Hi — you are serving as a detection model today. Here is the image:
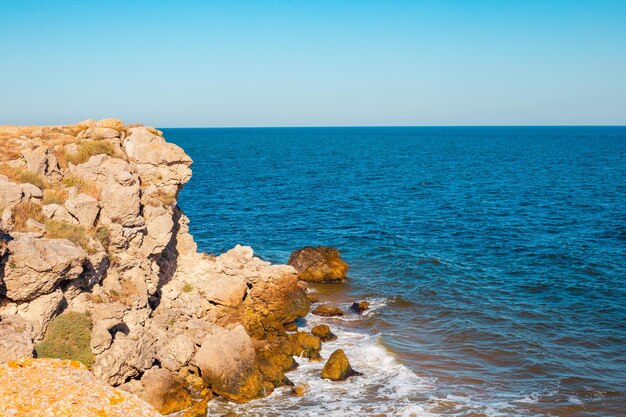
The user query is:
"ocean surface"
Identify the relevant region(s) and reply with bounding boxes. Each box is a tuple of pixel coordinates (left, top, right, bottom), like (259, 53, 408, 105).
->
(163, 127, 626, 417)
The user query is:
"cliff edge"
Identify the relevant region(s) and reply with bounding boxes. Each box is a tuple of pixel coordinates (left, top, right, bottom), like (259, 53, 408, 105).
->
(0, 119, 313, 414)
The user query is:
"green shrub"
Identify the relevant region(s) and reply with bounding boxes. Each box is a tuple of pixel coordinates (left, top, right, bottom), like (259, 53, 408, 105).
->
(66, 140, 116, 165)
(35, 312, 94, 368)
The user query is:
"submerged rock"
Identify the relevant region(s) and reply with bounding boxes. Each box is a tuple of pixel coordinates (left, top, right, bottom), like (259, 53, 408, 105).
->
(321, 349, 361, 381)
(349, 301, 370, 314)
(312, 305, 344, 317)
(288, 246, 348, 283)
(311, 324, 337, 342)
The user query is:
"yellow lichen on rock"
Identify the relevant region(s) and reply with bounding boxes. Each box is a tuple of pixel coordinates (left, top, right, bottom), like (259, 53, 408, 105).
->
(0, 358, 162, 417)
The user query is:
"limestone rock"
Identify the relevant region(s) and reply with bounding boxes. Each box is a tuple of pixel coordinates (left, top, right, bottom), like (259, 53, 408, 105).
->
(3, 234, 87, 301)
(42, 203, 76, 224)
(23, 146, 61, 180)
(288, 246, 348, 283)
(0, 314, 33, 363)
(321, 349, 360, 381)
(124, 126, 192, 194)
(156, 333, 195, 372)
(65, 193, 100, 226)
(17, 289, 65, 340)
(194, 325, 263, 402)
(0, 358, 162, 416)
(138, 368, 192, 414)
(0, 179, 24, 209)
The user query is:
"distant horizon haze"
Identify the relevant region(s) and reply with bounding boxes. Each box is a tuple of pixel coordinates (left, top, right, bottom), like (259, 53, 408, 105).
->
(1, 1, 625, 127)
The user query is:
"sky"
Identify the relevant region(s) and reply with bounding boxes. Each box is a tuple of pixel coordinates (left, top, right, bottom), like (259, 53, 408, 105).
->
(1, 0, 626, 127)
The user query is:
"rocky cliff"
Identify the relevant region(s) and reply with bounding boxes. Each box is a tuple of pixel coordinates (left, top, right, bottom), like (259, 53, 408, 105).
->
(0, 119, 314, 414)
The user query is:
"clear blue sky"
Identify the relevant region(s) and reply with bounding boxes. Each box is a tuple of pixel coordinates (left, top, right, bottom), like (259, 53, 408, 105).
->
(1, 0, 625, 127)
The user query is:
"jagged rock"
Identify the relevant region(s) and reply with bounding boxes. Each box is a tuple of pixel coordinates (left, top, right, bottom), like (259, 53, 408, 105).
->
(156, 333, 195, 372)
(124, 126, 192, 194)
(138, 368, 192, 414)
(349, 301, 370, 314)
(194, 325, 263, 402)
(23, 146, 61, 180)
(42, 203, 76, 224)
(312, 305, 344, 317)
(17, 289, 65, 340)
(311, 324, 337, 342)
(288, 246, 348, 283)
(25, 218, 46, 232)
(3, 234, 87, 301)
(321, 349, 360, 381)
(20, 183, 43, 201)
(0, 314, 33, 363)
(65, 193, 100, 227)
(92, 325, 157, 386)
(0, 358, 161, 416)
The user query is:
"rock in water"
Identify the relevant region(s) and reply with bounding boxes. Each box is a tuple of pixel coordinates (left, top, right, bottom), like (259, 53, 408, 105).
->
(288, 246, 348, 283)
(311, 324, 337, 342)
(321, 349, 361, 381)
(0, 358, 161, 416)
(312, 305, 344, 317)
(349, 301, 370, 314)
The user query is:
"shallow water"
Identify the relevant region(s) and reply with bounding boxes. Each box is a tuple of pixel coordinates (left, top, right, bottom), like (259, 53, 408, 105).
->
(165, 127, 626, 416)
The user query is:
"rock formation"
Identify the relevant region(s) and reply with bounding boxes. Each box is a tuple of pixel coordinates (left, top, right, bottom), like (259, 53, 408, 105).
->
(0, 120, 311, 413)
(321, 349, 361, 381)
(288, 246, 348, 283)
(0, 358, 162, 416)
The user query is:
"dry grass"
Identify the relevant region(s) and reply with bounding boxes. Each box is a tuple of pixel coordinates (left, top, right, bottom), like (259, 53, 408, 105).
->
(66, 140, 117, 165)
(143, 189, 177, 207)
(42, 187, 69, 205)
(12, 201, 45, 231)
(0, 166, 47, 189)
(0, 140, 20, 162)
(63, 176, 100, 200)
(34, 312, 94, 369)
(44, 220, 93, 252)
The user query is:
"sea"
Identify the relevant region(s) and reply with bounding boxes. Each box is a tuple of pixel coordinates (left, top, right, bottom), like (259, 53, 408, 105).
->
(163, 126, 626, 417)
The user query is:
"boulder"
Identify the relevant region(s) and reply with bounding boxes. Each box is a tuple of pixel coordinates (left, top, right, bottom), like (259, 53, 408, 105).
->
(0, 179, 24, 209)
(124, 127, 192, 194)
(288, 246, 348, 283)
(0, 314, 33, 363)
(349, 301, 370, 314)
(0, 358, 161, 417)
(194, 325, 263, 402)
(23, 146, 61, 179)
(312, 305, 344, 317)
(306, 293, 320, 304)
(290, 331, 322, 361)
(321, 349, 360, 381)
(65, 193, 100, 227)
(138, 368, 192, 414)
(3, 234, 87, 301)
(311, 324, 337, 342)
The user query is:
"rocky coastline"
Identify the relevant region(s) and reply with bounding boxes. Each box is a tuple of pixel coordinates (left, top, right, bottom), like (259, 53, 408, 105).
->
(0, 120, 357, 416)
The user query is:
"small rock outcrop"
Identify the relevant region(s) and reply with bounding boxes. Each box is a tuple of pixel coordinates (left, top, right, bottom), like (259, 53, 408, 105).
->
(0, 315, 33, 363)
(312, 305, 344, 317)
(311, 324, 337, 342)
(0, 358, 161, 416)
(288, 246, 348, 283)
(321, 349, 360, 381)
(349, 301, 370, 314)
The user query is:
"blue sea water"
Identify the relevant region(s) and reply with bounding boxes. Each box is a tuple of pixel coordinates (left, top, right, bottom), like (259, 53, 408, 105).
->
(164, 127, 626, 417)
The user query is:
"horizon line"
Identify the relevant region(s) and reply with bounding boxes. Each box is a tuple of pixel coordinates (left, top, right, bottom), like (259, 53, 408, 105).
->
(158, 124, 626, 129)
